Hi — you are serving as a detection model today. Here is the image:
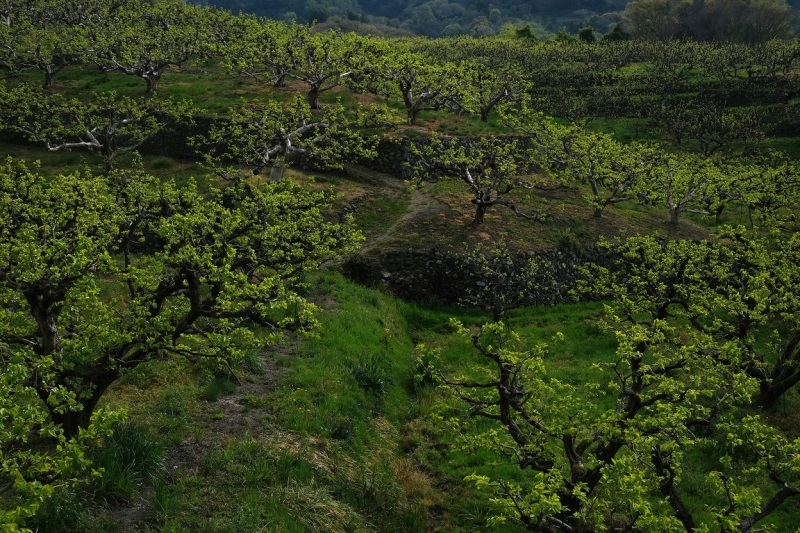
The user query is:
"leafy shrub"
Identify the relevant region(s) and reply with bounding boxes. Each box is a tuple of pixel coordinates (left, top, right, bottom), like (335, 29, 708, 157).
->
(26, 489, 86, 533)
(556, 227, 582, 250)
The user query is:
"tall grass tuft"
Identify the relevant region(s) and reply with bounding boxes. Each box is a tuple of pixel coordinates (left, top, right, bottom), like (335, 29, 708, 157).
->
(152, 477, 181, 522)
(349, 352, 395, 410)
(88, 423, 165, 502)
(200, 374, 238, 402)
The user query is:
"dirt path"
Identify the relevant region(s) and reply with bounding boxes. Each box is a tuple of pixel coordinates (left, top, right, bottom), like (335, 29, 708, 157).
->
(109, 165, 439, 530)
(108, 342, 292, 530)
(343, 164, 448, 255)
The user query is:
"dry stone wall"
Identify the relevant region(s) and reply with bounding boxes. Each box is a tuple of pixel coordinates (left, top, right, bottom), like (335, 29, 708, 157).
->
(343, 246, 608, 307)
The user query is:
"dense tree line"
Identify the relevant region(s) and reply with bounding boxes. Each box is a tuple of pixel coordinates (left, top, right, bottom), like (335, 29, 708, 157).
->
(625, 0, 798, 43)
(188, 0, 628, 35)
(189, 0, 798, 40)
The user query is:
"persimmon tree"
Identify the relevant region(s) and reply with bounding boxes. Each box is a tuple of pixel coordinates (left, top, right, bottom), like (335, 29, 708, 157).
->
(0, 159, 126, 531)
(650, 98, 764, 156)
(457, 239, 559, 321)
(501, 100, 647, 218)
(409, 137, 545, 225)
(0, 0, 97, 87)
(586, 227, 800, 409)
(0, 156, 360, 442)
(422, 313, 800, 531)
(375, 50, 464, 125)
(0, 83, 192, 172)
(1, 366, 120, 530)
(635, 149, 723, 225)
(531, 124, 648, 218)
(289, 29, 364, 109)
(221, 20, 376, 109)
(220, 17, 304, 88)
(737, 157, 800, 230)
(193, 95, 394, 182)
(456, 61, 529, 122)
(89, 0, 216, 94)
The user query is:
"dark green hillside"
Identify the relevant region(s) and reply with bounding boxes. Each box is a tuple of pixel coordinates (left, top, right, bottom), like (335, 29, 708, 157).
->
(188, 0, 628, 35)
(190, 0, 799, 39)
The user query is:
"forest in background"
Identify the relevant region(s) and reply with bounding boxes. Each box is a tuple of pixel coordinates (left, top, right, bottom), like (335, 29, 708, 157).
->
(187, 0, 800, 38)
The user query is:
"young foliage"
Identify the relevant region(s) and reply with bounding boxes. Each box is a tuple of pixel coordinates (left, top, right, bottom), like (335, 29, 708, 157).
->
(425, 315, 800, 531)
(220, 17, 305, 88)
(0, 158, 126, 530)
(458, 239, 559, 320)
(584, 227, 800, 409)
(649, 98, 764, 156)
(0, 0, 98, 87)
(0, 157, 361, 440)
(735, 156, 800, 231)
(452, 61, 529, 122)
(288, 29, 365, 109)
(502, 99, 651, 218)
(89, 0, 217, 94)
(374, 49, 465, 125)
(0, 366, 122, 531)
(635, 149, 724, 225)
(409, 136, 544, 225)
(0, 84, 192, 172)
(193, 95, 395, 182)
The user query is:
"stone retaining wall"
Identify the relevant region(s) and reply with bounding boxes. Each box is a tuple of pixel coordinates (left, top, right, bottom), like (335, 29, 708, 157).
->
(342, 246, 607, 307)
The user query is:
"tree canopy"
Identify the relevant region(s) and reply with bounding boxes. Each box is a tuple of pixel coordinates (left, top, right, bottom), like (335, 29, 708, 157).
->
(0, 157, 360, 436)
(0, 157, 360, 527)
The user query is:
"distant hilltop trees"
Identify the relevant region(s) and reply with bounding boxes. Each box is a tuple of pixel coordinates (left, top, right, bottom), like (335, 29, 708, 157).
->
(625, 0, 799, 43)
(188, 0, 799, 42)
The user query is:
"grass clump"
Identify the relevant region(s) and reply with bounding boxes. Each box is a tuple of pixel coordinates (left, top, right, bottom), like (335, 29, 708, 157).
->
(88, 423, 165, 502)
(200, 374, 238, 402)
(349, 352, 396, 412)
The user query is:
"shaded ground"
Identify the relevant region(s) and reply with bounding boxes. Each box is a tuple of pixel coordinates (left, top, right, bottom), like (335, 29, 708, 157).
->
(337, 162, 717, 258)
(341, 164, 453, 255)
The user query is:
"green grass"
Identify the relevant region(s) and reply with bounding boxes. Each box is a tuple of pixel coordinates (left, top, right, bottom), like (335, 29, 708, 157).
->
(268, 272, 619, 531)
(145, 271, 436, 531)
(762, 136, 800, 159)
(200, 375, 238, 402)
(27, 489, 88, 533)
(88, 423, 165, 502)
(109, 360, 204, 447)
(273, 271, 418, 441)
(354, 195, 410, 235)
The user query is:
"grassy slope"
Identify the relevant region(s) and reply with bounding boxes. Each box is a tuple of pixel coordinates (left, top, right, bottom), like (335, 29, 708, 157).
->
(6, 55, 800, 531)
(8, 141, 799, 530)
(60, 267, 797, 532)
